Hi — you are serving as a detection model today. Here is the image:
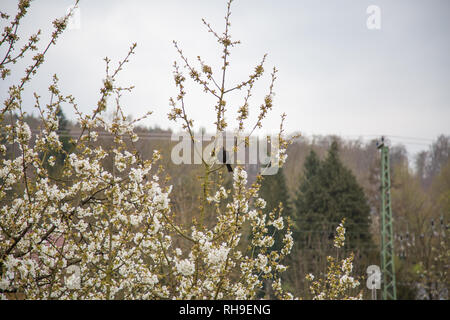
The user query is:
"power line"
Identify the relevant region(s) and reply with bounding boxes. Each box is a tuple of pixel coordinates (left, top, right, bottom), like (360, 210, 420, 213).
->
(341, 134, 434, 147)
(341, 134, 435, 142)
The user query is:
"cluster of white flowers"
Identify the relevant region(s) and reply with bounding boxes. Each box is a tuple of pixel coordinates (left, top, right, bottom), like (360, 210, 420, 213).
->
(129, 167, 146, 183)
(207, 186, 228, 203)
(255, 254, 268, 270)
(68, 153, 94, 174)
(334, 220, 346, 248)
(233, 166, 247, 188)
(282, 231, 294, 256)
(341, 256, 353, 273)
(48, 155, 56, 167)
(278, 148, 288, 166)
(46, 131, 62, 148)
(206, 243, 230, 266)
(16, 121, 32, 143)
(339, 274, 359, 289)
(306, 219, 362, 300)
(271, 216, 284, 230)
(176, 259, 196, 276)
(254, 198, 266, 209)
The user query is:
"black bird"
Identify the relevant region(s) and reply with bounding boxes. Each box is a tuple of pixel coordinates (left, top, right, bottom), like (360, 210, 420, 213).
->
(217, 147, 233, 172)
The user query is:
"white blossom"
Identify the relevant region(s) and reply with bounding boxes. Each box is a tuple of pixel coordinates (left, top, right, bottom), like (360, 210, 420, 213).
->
(271, 216, 284, 230)
(206, 244, 230, 265)
(176, 259, 195, 276)
(16, 121, 31, 142)
(254, 198, 266, 209)
(48, 156, 56, 167)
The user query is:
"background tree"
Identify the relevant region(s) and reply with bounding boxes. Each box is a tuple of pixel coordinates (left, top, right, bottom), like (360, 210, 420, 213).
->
(291, 141, 376, 298)
(296, 141, 374, 250)
(391, 159, 449, 299)
(416, 135, 450, 188)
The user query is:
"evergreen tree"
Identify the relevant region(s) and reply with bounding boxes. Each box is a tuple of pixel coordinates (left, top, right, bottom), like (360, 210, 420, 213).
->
(290, 141, 375, 298)
(294, 141, 375, 260)
(294, 149, 324, 248)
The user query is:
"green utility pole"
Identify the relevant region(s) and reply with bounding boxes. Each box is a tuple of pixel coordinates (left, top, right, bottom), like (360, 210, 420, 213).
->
(377, 138, 397, 300)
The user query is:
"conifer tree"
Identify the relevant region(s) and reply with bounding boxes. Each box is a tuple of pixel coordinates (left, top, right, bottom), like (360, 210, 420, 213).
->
(294, 149, 325, 248)
(293, 141, 375, 292)
(295, 142, 373, 249)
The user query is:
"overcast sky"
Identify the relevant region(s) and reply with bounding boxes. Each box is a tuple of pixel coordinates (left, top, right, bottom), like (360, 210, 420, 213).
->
(1, 0, 449, 157)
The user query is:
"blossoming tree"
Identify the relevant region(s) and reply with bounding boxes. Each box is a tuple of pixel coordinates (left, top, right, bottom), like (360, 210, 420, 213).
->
(306, 219, 363, 300)
(0, 0, 296, 299)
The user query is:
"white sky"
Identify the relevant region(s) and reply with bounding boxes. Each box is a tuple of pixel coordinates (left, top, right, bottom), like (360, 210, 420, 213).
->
(1, 0, 449, 158)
